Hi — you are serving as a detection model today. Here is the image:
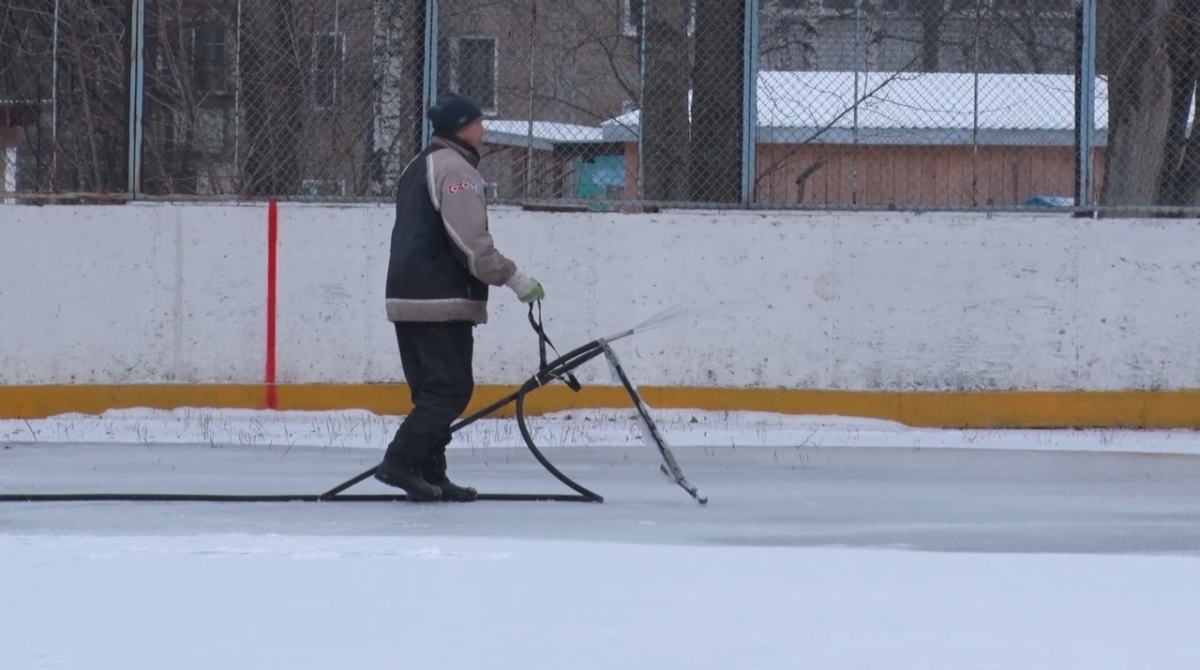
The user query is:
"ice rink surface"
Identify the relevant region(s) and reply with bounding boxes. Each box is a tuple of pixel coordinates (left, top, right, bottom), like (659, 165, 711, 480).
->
(4, 442, 1200, 553)
(4, 441, 1200, 669)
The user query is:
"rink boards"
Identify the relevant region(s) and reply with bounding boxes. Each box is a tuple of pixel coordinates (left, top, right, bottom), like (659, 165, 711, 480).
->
(3, 203, 1199, 428)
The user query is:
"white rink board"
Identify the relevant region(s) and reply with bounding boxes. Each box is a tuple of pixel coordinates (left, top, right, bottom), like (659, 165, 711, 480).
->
(0, 204, 265, 385)
(4, 202, 1200, 391)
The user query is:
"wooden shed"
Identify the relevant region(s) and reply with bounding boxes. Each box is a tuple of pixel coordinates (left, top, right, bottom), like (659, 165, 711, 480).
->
(603, 71, 1108, 207)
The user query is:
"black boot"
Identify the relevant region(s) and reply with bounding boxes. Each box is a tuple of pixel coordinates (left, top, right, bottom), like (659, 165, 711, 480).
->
(419, 448, 477, 502)
(375, 459, 443, 502)
(427, 475, 478, 503)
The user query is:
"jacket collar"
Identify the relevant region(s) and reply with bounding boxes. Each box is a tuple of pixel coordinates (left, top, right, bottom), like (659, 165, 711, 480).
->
(431, 134, 481, 168)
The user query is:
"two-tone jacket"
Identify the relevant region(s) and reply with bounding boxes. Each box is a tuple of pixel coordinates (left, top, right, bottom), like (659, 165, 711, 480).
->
(385, 135, 518, 324)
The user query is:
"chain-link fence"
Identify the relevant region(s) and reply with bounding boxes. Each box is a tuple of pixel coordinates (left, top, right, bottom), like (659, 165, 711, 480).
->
(437, 0, 636, 203)
(754, 0, 1082, 208)
(5, 0, 1189, 215)
(138, 0, 426, 199)
(1, 0, 132, 200)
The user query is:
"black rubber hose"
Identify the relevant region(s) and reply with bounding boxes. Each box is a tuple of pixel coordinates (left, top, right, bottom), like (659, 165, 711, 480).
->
(0, 493, 596, 503)
(515, 376, 605, 503)
(537, 339, 603, 378)
(0, 341, 612, 505)
(317, 388, 528, 499)
(319, 340, 610, 501)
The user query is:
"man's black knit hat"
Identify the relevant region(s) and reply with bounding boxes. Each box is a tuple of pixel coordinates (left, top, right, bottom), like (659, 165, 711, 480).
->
(428, 93, 484, 134)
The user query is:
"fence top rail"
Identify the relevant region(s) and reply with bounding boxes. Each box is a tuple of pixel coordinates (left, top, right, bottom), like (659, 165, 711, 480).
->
(6, 192, 1200, 220)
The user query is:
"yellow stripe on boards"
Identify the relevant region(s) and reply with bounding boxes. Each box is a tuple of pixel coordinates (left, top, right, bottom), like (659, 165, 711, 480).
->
(3, 384, 1200, 429)
(0, 385, 269, 420)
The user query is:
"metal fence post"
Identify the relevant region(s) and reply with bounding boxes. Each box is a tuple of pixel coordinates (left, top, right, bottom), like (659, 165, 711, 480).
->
(741, 0, 759, 205)
(524, 0, 538, 199)
(126, 0, 146, 197)
(51, 0, 61, 188)
(636, 0, 647, 203)
(1076, 0, 1098, 212)
(421, 0, 439, 149)
(972, 0, 981, 208)
(852, 0, 861, 206)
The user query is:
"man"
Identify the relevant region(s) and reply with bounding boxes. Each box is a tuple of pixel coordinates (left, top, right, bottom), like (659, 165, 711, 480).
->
(376, 92, 545, 502)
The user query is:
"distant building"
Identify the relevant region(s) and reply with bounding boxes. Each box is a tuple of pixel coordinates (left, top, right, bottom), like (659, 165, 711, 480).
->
(603, 71, 1106, 207)
(0, 0, 1079, 203)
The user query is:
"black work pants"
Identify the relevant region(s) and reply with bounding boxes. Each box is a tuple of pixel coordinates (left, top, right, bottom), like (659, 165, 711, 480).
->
(384, 321, 475, 480)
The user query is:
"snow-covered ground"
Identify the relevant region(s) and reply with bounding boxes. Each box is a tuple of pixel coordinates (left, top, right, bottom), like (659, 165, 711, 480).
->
(5, 534, 1199, 670)
(4, 409, 1200, 668)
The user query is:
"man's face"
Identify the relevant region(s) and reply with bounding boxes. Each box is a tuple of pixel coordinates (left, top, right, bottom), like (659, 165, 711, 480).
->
(457, 119, 486, 150)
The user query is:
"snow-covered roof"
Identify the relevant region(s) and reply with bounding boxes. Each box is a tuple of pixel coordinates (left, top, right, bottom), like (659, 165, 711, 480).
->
(603, 71, 1110, 147)
(483, 120, 607, 150)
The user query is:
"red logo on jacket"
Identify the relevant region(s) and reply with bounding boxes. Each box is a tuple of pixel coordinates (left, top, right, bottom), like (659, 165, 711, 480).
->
(447, 180, 479, 195)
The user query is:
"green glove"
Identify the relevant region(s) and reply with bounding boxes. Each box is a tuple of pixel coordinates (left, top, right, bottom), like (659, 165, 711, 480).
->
(506, 270, 545, 303)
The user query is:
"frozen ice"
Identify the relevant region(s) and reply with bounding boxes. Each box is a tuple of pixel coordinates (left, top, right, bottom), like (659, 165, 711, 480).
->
(4, 411, 1200, 668)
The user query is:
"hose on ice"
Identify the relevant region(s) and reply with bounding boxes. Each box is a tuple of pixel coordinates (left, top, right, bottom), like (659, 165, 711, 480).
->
(0, 302, 705, 505)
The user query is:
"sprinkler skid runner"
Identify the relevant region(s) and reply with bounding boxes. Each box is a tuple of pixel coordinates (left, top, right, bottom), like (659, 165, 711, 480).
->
(0, 304, 707, 506)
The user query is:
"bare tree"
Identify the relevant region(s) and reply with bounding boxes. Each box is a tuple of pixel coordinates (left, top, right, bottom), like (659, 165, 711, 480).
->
(1158, 0, 1200, 207)
(1, 0, 129, 195)
(1, 2, 54, 189)
(690, 0, 744, 202)
(237, 0, 304, 196)
(141, 0, 238, 195)
(642, 0, 692, 201)
(1098, 0, 1200, 211)
(371, 0, 426, 196)
(4, 0, 1094, 208)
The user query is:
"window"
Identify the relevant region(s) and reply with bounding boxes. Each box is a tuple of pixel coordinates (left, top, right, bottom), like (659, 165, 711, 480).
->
(622, 0, 642, 37)
(312, 32, 346, 109)
(445, 37, 497, 115)
(197, 106, 234, 157)
(191, 24, 227, 92)
(623, 0, 694, 38)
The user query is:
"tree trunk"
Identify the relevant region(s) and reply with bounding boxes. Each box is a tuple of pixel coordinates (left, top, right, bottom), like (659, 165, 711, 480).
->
(689, 0, 743, 203)
(1099, 0, 1176, 210)
(1174, 81, 1200, 206)
(371, 0, 425, 196)
(1161, 0, 1200, 207)
(641, 0, 691, 202)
